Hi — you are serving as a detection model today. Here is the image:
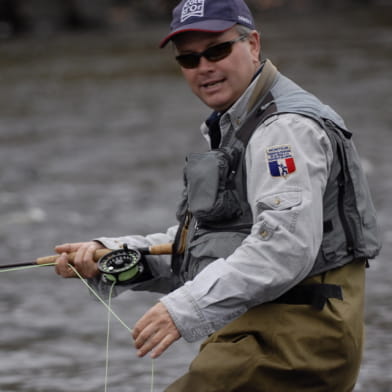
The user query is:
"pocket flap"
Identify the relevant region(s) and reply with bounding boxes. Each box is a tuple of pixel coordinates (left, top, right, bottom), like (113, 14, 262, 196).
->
(258, 190, 302, 212)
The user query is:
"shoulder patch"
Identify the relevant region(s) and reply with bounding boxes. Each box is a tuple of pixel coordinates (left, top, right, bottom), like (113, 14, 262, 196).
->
(266, 145, 296, 178)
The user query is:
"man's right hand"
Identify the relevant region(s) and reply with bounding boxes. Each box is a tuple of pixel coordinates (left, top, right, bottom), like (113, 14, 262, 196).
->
(54, 241, 105, 279)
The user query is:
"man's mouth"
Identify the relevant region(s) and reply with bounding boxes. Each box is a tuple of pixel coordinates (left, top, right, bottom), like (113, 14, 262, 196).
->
(201, 78, 225, 89)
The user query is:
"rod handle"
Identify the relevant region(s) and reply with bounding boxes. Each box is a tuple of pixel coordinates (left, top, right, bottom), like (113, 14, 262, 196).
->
(35, 249, 111, 265)
(35, 243, 173, 266)
(148, 243, 173, 255)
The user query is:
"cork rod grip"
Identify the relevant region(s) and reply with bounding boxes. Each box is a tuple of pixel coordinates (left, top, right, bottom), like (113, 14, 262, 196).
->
(35, 243, 173, 266)
(148, 243, 173, 255)
(35, 249, 111, 265)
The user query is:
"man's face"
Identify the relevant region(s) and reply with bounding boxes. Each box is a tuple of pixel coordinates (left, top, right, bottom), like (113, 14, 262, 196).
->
(173, 27, 261, 112)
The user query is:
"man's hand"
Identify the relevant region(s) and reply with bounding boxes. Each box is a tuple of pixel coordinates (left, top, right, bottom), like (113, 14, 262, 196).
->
(54, 241, 104, 279)
(133, 302, 181, 358)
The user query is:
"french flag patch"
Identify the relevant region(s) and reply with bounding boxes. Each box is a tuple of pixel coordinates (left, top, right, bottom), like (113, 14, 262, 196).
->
(266, 145, 296, 178)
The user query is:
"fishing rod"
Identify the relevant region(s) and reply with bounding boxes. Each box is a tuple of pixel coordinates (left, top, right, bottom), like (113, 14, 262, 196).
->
(0, 245, 170, 391)
(0, 243, 173, 277)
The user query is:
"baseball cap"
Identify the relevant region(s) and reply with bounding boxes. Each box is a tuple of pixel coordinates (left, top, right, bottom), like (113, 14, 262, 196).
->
(159, 0, 255, 48)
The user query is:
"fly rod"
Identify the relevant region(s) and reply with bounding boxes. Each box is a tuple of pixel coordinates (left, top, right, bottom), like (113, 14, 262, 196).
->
(0, 243, 173, 271)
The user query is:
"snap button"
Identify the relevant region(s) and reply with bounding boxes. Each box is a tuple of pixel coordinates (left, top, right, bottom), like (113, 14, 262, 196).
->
(274, 198, 281, 206)
(260, 230, 269, 238)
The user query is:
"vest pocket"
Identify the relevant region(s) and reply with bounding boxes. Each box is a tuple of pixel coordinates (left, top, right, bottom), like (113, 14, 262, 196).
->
(186, 231, 248, 279)
(320, 216, 349, 262)
(185, 148, 242, 223)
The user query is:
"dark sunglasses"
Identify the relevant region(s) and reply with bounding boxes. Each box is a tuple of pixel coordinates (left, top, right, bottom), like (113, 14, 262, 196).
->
(175, 35, 248, 69)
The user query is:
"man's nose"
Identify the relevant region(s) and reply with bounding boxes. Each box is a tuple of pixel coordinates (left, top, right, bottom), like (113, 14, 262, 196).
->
(197, 55, 215, 71)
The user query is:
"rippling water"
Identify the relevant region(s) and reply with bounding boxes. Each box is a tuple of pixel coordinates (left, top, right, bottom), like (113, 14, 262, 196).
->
(0, 8, 391, 392)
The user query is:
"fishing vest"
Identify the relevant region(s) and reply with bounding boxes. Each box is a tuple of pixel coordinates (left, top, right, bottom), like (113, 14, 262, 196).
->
(172, 60, 381, 285)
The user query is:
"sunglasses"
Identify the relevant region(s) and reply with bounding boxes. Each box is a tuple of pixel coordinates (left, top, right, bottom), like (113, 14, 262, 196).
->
(175, 35, 248, 69)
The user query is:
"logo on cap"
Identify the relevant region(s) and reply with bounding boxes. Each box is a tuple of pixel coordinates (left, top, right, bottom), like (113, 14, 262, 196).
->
(181, 0, 205, 23)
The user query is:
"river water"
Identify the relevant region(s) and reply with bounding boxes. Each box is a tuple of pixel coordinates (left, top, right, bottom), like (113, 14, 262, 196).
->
(0, 7, 391, 392)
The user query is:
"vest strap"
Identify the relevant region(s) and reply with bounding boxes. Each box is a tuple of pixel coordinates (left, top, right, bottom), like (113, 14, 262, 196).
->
(246, 59, 278, 113)
(272, 283, 343, 311)
(233, 60, 279, 147)
(235, 92, 277, 146)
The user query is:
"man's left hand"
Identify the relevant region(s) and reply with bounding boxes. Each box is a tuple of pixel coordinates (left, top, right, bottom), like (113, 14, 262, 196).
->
(132, 302, 181, 358)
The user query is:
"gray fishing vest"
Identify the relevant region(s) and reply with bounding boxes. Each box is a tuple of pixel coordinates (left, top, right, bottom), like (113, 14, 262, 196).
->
(173, 61, 381, 285)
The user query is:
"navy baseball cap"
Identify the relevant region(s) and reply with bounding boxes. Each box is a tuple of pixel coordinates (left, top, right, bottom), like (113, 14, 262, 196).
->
(160, 0, 255, 48)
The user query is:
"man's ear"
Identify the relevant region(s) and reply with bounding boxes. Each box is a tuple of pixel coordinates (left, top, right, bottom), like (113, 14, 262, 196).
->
(248, 30, 262, 64)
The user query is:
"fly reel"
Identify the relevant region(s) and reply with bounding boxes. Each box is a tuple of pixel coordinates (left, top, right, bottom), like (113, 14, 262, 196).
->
(97, 245, 144, 285)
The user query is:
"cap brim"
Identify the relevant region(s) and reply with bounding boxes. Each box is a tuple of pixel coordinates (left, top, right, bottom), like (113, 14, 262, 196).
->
(159, 19, 236, 48)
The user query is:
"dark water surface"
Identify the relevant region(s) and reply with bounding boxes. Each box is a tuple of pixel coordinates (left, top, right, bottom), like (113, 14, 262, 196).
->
(0, 8, 391, 392)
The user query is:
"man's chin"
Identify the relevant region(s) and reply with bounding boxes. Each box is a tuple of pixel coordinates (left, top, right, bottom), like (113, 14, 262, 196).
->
(201, 95, 233, 112)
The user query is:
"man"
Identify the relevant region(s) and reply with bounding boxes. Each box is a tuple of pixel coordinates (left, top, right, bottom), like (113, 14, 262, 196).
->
(55, 0, 381, 390)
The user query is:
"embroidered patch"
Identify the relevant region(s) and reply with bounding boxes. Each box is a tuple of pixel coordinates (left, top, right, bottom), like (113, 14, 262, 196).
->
(266, 145, 296, 178)
(181, 0, 205, 22)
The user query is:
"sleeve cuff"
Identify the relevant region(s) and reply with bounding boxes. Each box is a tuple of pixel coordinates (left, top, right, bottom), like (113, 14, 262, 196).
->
(160, 286, 216, 342)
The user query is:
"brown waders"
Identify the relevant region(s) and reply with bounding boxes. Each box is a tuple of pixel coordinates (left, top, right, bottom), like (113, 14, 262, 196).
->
(165, 260, 366, 392)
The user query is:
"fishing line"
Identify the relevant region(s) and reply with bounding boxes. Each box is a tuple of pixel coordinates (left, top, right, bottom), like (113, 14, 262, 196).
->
(67, 264, 133, 334)
(0, 263, 132, 333)
(67, 264, 155, 392)
(104, 281, 116, 392)
(101, 283, 155, 392)
(0, 262, 155, 392)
